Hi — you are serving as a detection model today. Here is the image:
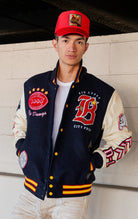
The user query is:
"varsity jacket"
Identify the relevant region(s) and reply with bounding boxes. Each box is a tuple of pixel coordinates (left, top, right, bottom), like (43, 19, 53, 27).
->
(12, 61, 132, 200)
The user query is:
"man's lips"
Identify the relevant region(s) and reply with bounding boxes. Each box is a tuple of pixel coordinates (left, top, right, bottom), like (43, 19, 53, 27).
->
(66, 54, 77, 59)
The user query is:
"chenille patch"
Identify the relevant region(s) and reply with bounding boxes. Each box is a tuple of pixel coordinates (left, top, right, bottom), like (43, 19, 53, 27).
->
(28, 88, 48, 111)
(73, 94, 98, 126)
(19, 150, 28, 169)
(119, 114, 128, 130)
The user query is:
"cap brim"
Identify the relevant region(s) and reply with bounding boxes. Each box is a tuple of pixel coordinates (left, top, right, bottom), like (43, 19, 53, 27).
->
(56, 27, 89, 39)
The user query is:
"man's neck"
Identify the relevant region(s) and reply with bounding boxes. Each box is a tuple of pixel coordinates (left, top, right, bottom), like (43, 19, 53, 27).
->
(57, 61, 80, 83)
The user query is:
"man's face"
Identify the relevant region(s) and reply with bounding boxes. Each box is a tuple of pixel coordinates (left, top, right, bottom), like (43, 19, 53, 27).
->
(52, 34, 89, 67)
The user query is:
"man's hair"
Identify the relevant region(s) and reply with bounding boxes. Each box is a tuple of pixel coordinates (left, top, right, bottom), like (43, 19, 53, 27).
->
(55, 34, 59, 41)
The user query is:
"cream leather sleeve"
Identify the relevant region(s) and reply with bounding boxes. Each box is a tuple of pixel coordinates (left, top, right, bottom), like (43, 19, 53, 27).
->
(94, 90, 132, 168)
(12, 92, 27, 146)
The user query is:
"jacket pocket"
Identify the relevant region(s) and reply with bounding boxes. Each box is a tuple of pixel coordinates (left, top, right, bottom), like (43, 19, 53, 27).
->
(90, 161, 94, 171)
(16, 138, 25, 156)
(86, 160, 95, 182)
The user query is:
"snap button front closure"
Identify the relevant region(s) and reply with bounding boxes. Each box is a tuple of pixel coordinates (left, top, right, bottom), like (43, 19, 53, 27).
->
(49, 192, 53, 196)
(49, 176, 54, 180)
(55, 152, 58, 156)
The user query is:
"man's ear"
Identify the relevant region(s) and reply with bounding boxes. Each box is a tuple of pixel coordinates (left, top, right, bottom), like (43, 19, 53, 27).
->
(84, 42, 89, 54)
(52, 39, 58, 52)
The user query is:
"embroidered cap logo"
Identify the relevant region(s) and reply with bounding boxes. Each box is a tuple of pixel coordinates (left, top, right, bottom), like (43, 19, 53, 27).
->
(69, 14, 81, 27)
(73, 95, 98, 125)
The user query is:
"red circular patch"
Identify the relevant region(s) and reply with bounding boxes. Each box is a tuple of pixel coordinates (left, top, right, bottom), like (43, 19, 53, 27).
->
(28, 92, 48, 110)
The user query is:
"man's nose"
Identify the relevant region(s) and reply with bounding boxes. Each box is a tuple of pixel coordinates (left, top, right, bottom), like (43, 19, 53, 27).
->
(68, 42, 76, 52)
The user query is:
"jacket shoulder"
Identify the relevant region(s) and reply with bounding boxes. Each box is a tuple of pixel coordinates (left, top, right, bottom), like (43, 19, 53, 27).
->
(24, 71, 52, 86)
(83, 71, 114, 91)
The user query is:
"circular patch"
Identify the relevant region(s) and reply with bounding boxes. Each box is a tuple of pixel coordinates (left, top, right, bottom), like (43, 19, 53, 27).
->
(119, 114, 128, 130)
(19, 150, 28, 169)
(28, 92, 48, 110)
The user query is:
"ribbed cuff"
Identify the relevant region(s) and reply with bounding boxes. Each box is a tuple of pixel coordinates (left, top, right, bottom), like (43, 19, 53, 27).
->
(92, 152, 103, 169)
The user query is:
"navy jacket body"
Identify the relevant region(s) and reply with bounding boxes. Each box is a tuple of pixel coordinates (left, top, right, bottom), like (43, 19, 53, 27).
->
(16, 61, 115, 200)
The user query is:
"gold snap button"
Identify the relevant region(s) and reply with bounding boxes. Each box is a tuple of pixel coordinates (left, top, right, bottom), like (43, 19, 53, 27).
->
(60, 128, 63, 132)
(55, 152, 58, 156)
(49, 192, 53, 196)
(49, 184, 53, 188)
(49, 176, 54, 180)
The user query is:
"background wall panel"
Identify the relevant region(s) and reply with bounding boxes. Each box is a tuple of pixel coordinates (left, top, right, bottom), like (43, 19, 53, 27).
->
(0, 32, 137, 218)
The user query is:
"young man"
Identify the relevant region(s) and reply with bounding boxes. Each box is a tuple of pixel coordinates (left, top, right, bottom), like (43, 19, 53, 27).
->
(11, 10, 132, 219)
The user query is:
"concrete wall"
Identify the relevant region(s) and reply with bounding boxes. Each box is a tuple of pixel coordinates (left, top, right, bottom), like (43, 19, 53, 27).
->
(0, 32, 138, 218)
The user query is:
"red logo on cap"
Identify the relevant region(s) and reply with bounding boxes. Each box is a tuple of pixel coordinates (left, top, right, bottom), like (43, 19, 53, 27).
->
(28, 91, 48, 111)
(69, 14, 81, 27)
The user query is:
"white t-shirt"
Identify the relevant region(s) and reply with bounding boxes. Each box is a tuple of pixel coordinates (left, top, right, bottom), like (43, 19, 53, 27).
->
(52, 79, 74, 149)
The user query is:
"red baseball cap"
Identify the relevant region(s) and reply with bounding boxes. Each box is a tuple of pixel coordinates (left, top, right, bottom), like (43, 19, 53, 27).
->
(55, 10, 90, 39)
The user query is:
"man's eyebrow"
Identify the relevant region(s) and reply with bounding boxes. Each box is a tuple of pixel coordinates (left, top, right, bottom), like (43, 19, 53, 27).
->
(76, 37, 85, 41)
(61, 36, 69, 39)
(61, 35, 85, 41)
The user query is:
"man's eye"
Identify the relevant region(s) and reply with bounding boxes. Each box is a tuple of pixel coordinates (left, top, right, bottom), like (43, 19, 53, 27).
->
(78, 41, 83, 44)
